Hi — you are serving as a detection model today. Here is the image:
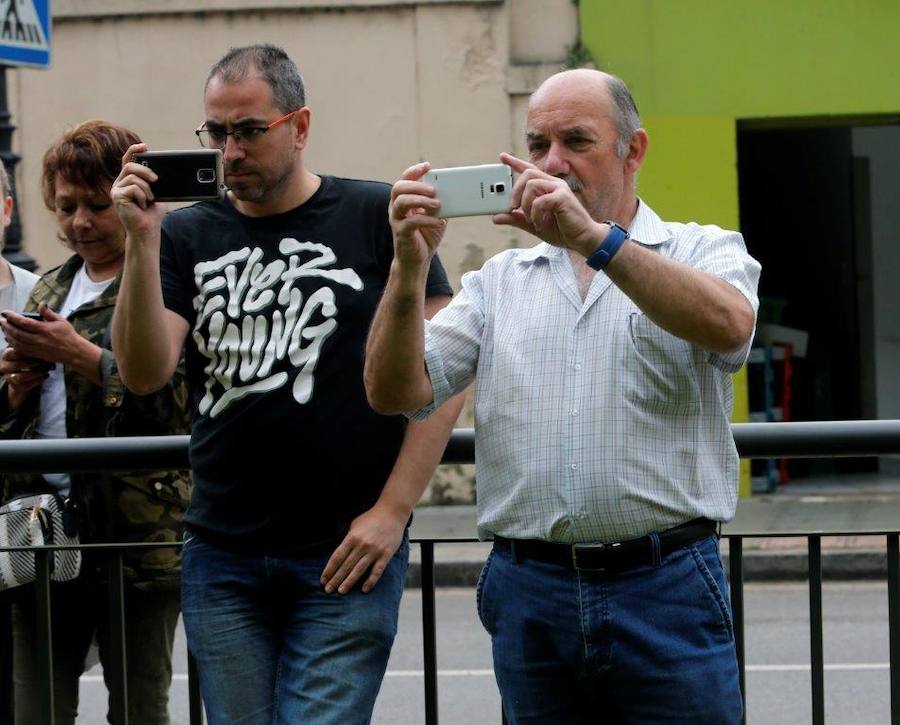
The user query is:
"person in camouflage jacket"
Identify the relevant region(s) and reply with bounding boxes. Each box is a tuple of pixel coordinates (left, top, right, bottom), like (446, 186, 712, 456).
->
(0, 120, 190, 725)
(0, 253, 191, 588)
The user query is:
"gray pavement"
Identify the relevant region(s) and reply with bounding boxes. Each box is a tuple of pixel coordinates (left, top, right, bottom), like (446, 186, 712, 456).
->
(407, 471, 900, 584)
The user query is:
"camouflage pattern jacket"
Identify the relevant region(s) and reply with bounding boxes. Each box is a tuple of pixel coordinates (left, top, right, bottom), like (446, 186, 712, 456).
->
(0, 255, 191, 591)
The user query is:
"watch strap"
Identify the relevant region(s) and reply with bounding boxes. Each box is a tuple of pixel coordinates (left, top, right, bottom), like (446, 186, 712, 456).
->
(586, 221, 629, 270)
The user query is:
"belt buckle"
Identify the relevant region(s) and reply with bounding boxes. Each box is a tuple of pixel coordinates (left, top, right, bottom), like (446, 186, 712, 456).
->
(572, 542, 620, 572)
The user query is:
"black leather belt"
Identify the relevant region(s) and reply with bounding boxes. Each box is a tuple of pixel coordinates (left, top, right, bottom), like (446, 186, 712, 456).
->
(492, 518, 718, 574)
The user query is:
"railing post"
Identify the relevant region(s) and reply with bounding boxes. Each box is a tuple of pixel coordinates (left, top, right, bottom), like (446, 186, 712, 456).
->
(107, 551, 129, 725)
(34, 548, 54, 725)
(420, 541, 439, 725)
(888, 534, 900, 724)
(187, 651, 204, 725)
(728, 536, 747, 725)
(1, 597, 13, 722)
(808, 536, 825, 725)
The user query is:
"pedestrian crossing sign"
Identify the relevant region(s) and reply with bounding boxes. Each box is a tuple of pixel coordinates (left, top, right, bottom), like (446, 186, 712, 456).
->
(0, 0, 51, 69)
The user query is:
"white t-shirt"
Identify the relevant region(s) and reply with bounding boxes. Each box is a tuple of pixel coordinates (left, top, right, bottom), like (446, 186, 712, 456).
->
(37, 265, 115, 495)
(0, 260, 40, 353)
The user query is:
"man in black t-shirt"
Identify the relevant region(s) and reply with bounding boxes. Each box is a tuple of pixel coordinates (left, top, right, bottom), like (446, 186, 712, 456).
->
(111, 45, 459, 724)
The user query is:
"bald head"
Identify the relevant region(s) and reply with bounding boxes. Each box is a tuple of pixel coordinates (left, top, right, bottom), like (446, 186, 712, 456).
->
(530, 69, 641, 159)
(531, 69, 613, 105)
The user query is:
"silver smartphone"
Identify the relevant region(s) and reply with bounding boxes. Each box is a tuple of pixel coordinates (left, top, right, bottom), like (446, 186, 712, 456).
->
(426, 164, 513, 218)
(133, 149, 225, 202)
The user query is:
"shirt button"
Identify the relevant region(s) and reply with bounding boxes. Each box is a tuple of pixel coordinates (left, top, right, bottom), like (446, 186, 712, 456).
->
(574, 363, 582, 371)
(571, 408, 579, 416)
(571, 463, 578, 470)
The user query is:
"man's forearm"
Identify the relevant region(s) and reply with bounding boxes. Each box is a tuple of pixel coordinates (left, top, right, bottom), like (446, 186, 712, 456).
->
(319, 389, 464, 595)
(376, 392, 465, 517)
(321, 283, 463, 595)
(364, 258, 435, 414)
(604, 240, 755, 354)
(112, 230, 179, 394)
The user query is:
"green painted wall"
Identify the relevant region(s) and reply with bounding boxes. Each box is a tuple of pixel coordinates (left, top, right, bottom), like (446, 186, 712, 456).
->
(581, 2, 900, 495)
(582, 0, 900, 223)
(638, 114, 738, 227)
(582, 1, 900, 119)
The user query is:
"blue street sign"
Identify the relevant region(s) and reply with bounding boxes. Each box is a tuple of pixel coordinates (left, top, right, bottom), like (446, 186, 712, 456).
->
(0, 0, 51, 69)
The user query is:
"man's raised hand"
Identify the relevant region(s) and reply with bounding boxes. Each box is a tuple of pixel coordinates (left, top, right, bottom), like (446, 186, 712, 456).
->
(389, 162, 449, 269)
(493, 153, 608, 259)
(111, 143, 167, 240)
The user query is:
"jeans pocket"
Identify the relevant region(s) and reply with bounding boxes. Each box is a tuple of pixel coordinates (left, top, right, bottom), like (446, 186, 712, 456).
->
(395, 531, 410, 559)
(689, 543, 735, 640)
(391, 532, 411, 585)
(475, 550, 495, 632)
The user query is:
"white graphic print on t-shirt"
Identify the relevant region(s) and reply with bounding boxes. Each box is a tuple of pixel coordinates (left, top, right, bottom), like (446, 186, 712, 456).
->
(191, 238, 363, 418)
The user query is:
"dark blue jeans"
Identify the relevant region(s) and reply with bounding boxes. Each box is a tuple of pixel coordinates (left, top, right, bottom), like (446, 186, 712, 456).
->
(477, 534, 742, 724)
(181, 532, 408, 725)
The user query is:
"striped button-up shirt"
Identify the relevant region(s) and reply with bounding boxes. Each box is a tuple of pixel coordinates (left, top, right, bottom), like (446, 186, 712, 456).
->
(413, 200, 761, 543)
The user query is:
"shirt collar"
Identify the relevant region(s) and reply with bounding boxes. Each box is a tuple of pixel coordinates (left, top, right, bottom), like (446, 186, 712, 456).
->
(514, 198, 670, 266)
(627, 198, 671, 247)
(514, 242, 555, 264)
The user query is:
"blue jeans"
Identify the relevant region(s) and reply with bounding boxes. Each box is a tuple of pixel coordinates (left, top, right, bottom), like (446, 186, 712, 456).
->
(181, 532, 408, 725)
(477, 535, 742, 724)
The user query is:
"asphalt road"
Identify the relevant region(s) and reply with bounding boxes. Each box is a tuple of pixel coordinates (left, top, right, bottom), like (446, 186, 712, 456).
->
(74, 582, 894, 724)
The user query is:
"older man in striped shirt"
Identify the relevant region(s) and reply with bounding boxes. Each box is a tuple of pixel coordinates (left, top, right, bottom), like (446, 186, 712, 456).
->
(365, 68, 760, 724)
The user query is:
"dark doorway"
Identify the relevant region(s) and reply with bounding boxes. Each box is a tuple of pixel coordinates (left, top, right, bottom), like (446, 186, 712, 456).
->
(737, 123, 875, 475)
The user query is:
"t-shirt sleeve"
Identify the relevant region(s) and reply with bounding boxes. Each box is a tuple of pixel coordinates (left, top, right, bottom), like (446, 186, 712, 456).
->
(159, 220, 195, 325)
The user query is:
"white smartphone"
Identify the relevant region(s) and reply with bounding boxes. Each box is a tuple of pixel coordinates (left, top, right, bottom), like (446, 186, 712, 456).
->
(426, 164, 513, 218)
(133, 149, 225, 202)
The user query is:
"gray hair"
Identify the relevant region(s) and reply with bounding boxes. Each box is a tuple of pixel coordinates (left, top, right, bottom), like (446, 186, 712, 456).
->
(206, 44, 306, 113)
(0, 158, 9, 199)
(605, 74, 641, 158)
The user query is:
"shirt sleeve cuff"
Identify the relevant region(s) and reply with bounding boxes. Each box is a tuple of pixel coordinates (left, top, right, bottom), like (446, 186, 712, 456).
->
(708, 283, 758, 373)
(405, 330, 453, 421)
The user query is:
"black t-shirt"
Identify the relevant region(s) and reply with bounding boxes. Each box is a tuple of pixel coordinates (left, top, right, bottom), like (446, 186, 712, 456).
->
(160, 175, 453, 552)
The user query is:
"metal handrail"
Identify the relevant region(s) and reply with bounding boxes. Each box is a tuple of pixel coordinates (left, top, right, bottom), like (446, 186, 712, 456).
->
(1, 418, 899, 473)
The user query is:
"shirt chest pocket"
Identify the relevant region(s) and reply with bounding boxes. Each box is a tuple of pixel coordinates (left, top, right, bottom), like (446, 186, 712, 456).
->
(624, 312, 700, 415)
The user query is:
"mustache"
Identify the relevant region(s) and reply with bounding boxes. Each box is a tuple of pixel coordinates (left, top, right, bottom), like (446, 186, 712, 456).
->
(557, 174, 583, 194)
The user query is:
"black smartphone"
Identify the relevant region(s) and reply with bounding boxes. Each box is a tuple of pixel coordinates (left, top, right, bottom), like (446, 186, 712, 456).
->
(133, 149, 225, 202)
(1, 311, 42, 321)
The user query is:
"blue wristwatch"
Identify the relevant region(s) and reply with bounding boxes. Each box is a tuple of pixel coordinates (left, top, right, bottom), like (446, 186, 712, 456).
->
(586, 221, 629, 270)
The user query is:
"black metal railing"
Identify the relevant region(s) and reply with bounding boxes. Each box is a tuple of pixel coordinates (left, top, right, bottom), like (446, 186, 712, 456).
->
(722, 530, 900, 725)
(2, 420, 900, 725)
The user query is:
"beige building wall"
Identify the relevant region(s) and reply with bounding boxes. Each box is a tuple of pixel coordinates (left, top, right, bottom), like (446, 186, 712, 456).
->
(8, 0, 579, 501)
